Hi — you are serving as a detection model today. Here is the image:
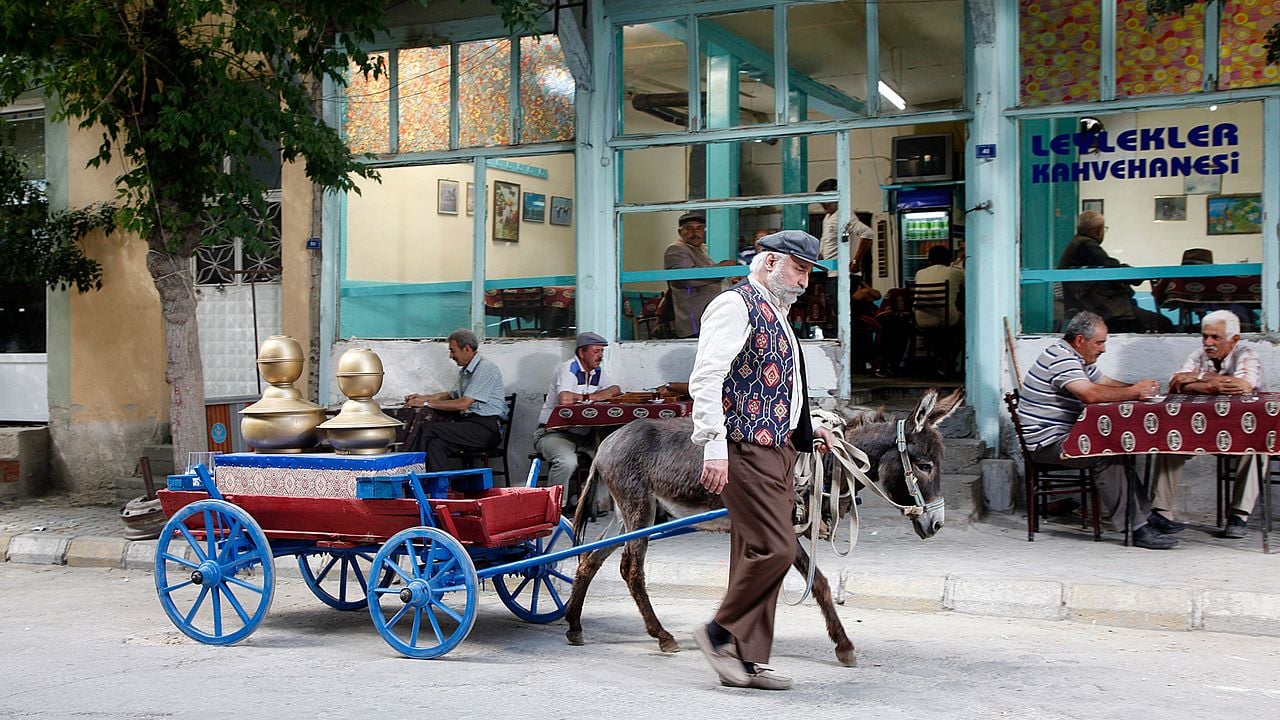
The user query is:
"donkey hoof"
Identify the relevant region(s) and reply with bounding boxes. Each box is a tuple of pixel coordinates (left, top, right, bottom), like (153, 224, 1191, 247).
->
(658, 635, 681, 653)
(566, 630, 584, 646)
(836, 646, 858, 667)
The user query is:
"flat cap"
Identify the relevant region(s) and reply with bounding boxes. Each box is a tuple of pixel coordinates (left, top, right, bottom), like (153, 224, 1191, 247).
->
(757, 229, 821, 265)
(677, 211, 705, 227)
(576, 331, 608, 349)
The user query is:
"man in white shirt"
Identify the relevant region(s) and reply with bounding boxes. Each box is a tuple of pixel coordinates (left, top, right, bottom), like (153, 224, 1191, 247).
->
(1148, 310, 1266, 539)
(532, 332, 621, 510)
(688, 230, 833, 691)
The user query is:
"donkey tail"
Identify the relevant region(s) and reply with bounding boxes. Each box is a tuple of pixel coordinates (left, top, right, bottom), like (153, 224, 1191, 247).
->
(571, 461, 600, 540)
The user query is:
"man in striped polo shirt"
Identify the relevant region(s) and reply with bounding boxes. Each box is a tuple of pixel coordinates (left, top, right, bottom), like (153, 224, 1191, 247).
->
(1017, 311, 1178, 549)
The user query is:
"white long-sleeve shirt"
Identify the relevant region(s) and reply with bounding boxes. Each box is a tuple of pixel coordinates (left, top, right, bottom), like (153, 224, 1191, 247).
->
(688, 276, 805, 461)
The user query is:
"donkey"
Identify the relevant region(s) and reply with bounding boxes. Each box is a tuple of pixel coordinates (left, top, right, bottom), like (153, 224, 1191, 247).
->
(564, 387, 964, 668)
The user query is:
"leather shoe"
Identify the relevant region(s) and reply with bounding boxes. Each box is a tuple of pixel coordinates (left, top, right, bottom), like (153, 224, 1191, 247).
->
(722, 665, 793, 691)
(1146, 511, 1186, 534)
(1219, 515, 1249, 539)
(1132, 524, 1179, 550)
(693, 624, 749, 686)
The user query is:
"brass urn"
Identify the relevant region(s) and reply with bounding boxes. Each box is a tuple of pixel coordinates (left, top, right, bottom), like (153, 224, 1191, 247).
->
(240, 335, 326, 453)
(318, 348, 401, 455)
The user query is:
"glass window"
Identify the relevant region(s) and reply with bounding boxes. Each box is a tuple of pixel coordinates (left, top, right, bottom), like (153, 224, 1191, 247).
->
(344, 53, 390, 155)
(1018, 103, 1262, 335)
(484, 153, 577, 338)
(787, 2, 868, 122)
(519, 36, 575, 143)
(2, 111, 46, 354)
(399, 46, 453, 153)
(619, 200, 839, 340)
(1019, 0, 1103, 106)
(342, 163, 475, 338)
(877, 0, 965, 115)
(459, 39, 512, 147)
(620, 21, 693, 135)
(698, 8, 776, 129)
(1116, 0, 1206, 97)
(1218, 0, 1280, 90)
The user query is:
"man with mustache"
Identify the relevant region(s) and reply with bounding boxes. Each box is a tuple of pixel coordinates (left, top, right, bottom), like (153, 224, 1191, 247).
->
(688, 230, 833, 691)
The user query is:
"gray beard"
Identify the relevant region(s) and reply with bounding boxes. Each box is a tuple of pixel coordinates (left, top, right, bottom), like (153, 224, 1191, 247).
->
(764, 272, 804, 309)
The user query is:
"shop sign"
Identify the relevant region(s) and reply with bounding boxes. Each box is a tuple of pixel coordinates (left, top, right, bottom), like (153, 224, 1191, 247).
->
(1029, 123, 1240, 184)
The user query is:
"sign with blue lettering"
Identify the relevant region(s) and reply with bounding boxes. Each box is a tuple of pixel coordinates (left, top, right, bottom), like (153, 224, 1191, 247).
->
(976, 144, 996, 159)
(210, 422, 228, 444)
(306, 237, 321, 250)
(1028, 123, 1240, 184)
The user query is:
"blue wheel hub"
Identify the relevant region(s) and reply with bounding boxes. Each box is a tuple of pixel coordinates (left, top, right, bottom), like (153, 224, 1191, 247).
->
(191, 560, 224, 586)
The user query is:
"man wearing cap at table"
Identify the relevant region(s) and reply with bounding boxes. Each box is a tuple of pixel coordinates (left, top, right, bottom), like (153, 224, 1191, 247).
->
(664, 211, 724, 338)
(532, 332, 621, 511)
(688, 229, 834, 691)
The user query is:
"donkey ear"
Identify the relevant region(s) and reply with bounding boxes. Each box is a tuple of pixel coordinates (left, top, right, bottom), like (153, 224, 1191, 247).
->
(926, 387, 966, 426)
(911, 389, 939, 433)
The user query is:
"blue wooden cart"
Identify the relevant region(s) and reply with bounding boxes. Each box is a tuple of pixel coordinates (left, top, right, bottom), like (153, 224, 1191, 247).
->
(153, 453, 724, 659)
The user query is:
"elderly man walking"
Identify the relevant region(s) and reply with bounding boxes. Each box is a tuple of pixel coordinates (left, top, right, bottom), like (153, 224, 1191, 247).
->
(1017, 311, 1178, 549)
(1149, 310, 1265, 539)
(532, 332, 621, 511)
(688, 230, 833, 691)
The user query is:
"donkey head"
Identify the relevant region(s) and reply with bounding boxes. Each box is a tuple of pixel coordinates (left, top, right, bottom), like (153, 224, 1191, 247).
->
(848, 387, 965, 539)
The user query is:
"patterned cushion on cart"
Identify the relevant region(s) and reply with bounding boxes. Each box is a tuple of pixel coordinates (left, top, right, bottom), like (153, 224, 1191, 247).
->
(212, 452, 427, 499)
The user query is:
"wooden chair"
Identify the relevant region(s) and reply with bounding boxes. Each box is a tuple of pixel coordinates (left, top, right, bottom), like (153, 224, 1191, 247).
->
(449, 393, 517, 486)
(1004, 390, 1103, 542)
(907, 280, 953, 375)
(1214, 454, 1276, 549)
(497, 288, 545, 337)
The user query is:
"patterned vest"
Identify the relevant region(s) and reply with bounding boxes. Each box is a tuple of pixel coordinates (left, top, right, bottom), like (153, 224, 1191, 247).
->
(723, 280, 795, 447)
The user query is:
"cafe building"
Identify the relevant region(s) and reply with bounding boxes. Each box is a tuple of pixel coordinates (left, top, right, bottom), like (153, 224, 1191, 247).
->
(3, 0, 1279, 490)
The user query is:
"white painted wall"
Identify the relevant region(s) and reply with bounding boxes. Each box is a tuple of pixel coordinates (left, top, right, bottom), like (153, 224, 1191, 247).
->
(331, 337, 842, 482)
(0, 355, 48, 422)
(346, 153, 576, 284)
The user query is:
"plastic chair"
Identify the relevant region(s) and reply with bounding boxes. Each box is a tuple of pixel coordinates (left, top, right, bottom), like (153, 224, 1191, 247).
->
(1004, 390, 1103, 542)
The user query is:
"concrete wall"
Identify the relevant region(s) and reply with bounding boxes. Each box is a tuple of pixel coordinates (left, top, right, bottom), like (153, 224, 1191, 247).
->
(331, 337, 842, 483)
(46, 122, 168, 499)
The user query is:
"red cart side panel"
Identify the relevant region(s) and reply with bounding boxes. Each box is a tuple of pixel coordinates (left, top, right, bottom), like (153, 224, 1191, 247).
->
(158, 485, 562, 548)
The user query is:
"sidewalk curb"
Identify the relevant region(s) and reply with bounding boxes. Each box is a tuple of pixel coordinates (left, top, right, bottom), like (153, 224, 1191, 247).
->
(3, 531, 1279, 639)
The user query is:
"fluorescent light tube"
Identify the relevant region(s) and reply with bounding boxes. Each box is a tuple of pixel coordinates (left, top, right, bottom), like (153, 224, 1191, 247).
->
(878, 80, 906, 110)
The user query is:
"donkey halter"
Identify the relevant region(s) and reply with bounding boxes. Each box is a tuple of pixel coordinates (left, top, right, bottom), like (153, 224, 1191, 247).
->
(894, 419, 946, 517)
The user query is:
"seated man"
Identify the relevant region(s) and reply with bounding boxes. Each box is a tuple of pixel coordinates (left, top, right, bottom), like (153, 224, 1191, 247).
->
(1017, 311, 1177, 549)
(532, 332, 621, 509)
(402, 328, 508, 473)
(1058, 210, 1172, 334)
(1149, 310, 1266, 539)
(913, 244, 965, 376)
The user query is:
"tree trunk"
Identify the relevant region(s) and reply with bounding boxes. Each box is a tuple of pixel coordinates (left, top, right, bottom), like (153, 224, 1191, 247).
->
(146, 246, 207, 472)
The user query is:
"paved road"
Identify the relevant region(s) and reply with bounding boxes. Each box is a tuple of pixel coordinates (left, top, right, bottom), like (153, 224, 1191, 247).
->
(2, 564, 1278, 719)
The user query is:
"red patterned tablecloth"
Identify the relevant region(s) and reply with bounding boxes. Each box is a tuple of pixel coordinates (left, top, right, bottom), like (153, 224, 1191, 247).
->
(545, 401, 692, 429)
(1061, 393, 1280, 458)
(1151, 275, 1261, 307)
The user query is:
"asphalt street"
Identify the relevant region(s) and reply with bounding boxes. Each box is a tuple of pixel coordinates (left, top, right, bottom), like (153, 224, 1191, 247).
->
(1, 564, 1277, 719)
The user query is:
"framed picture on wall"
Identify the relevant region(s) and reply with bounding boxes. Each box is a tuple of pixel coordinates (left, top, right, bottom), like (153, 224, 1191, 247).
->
(1081, 198, 1104, 215)
(523, 192, 546, 223)
(493, 180, 521, 242)
(466, 182, 475, 216)
(1183, 174, 1221, 195)
(1154, 195, 1187, 222)
(550, 196, 573, 226)
(438, 179, 459, 215)
(1207, 194, 1263, 235)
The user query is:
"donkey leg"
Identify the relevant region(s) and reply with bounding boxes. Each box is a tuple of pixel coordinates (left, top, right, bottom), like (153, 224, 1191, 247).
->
(794, 540, 857, 667)
(565, 544, 621, 646)
(619, 537, 680, 653)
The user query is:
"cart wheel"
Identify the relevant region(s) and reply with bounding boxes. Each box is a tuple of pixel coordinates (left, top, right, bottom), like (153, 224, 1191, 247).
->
(368, 527, 478, 659)
(298, 550, 387, 611)
(493, 518, 577, 623)
(153, 499, 275, 645)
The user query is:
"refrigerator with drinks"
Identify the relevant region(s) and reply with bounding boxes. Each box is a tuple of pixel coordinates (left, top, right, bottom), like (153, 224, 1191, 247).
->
(896, 186, 955, 284)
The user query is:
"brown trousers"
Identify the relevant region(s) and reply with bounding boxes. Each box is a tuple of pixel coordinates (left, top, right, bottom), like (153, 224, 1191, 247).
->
(714, 440, 799, 664)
